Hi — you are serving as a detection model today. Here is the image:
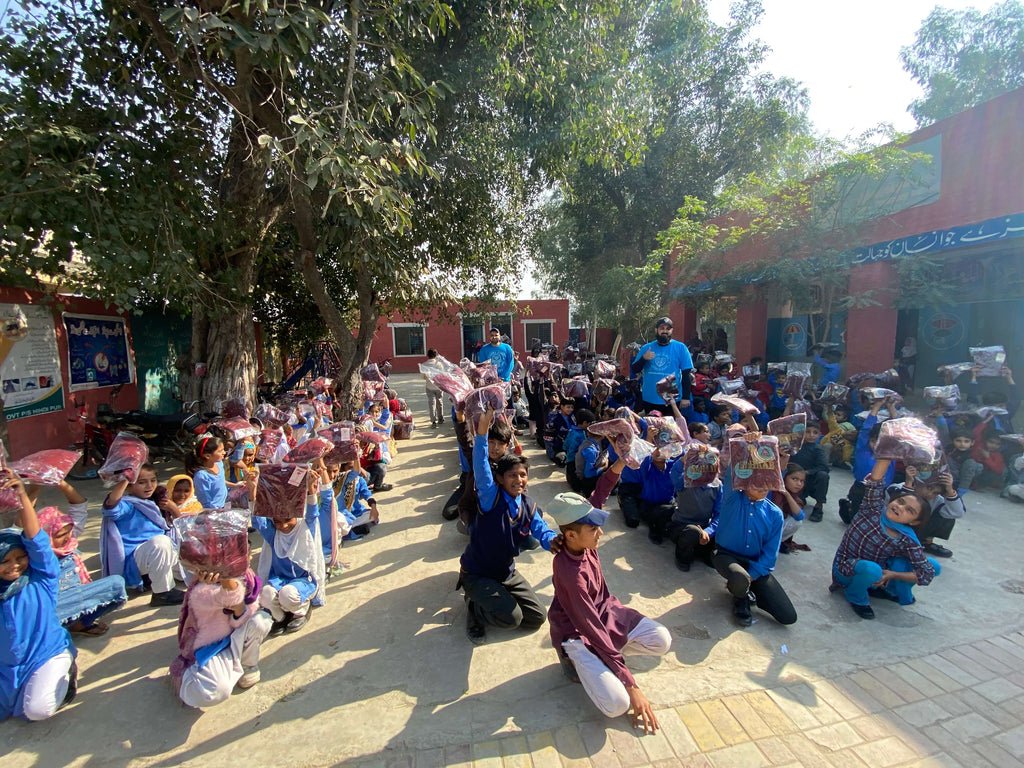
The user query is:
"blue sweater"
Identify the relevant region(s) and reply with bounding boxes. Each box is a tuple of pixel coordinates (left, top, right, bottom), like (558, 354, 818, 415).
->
(712, 467, 783, 579)
(853, 415, 895, 485)
(640, 455, 677, 504)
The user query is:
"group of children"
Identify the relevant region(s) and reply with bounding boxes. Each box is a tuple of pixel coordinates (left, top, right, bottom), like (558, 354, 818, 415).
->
(2, 381, 412, 722)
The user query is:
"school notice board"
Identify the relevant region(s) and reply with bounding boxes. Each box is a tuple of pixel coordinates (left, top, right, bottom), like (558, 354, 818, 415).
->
(0, 303, 65, 420)
(63, 313, 136, 392)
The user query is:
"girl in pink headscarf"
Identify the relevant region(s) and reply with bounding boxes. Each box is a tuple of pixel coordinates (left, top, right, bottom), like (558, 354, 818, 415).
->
(34, 480, 126, 637)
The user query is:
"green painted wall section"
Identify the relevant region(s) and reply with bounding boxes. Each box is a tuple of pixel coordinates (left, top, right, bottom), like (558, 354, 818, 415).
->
(131, 310, 191, 415)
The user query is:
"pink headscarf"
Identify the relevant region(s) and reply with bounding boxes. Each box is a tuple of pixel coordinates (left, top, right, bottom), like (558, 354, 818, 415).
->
(37, 506, 91, 584)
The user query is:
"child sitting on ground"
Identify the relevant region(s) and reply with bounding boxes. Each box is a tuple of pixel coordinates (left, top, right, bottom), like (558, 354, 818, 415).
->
(544, 398, 576, 466)
(821, 404, 857, 469)
(160, 475, 203, 522)
(547, 483, 671, 734)
(330, 457, 380, 541)
(101, 463, 184, 606)
(0, 471, 78, 722)
(971, 423, 1009, 490)
(946, 429, 982, 492)
(892, 466, 964, 560)
(186, 436, 244, 510)
(171, 569, 272, 706)
(707, 404, 733, 449)
(770, 463, 809, 553)
(574, 424, 608, 500)
(460, 407, 559, 644)
(638, 447, 677, 545)
(668, 460, 721, 572)
(830, 458, 938, 617)
(838, 396, 898, 523)
(563, 408, 595, 492)
(790, 420, 830, 522)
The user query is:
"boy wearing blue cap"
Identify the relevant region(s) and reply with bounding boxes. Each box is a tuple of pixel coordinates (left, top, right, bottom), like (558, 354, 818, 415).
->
(547, 478, 672, 734)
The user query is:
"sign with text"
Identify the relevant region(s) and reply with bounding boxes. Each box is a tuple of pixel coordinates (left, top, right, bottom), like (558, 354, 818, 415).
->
(1, 303, 65, 420)
(63, 313, 135, 391)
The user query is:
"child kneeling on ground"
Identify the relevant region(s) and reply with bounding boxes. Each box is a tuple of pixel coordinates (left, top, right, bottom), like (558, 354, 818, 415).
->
(547, 489, 670, 734)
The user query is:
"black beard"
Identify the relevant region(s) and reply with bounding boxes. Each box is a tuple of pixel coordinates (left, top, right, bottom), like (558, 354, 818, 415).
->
(656, 336, 671, 345)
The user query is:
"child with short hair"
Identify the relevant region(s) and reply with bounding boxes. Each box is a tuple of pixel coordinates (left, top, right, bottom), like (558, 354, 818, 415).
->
(102, 463, 184, 606)
(707, 404, 733, 449)
(790, 421, 830, 522)
(329, 457, 379, 542)
(821, 404, 856, 469)
(460, 407, 559, 644)
(638, 448, 677, 545)
(456, 414, 514, 535)
(668, 462, 721, 572)
(563, 408, 595, 492)
(544, 398, 576, 466)
(689, 422, 710, 444)
(946, 429, 982, 491)
(574, 424, 608, 500)
(547, 488, 671, 733)
(0, 471, 79, 722)
(830, 458, 938, 618)
(811, 346, 842, 388)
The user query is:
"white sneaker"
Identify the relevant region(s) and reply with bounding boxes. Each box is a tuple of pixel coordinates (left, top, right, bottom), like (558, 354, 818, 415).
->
(1006, 484, 1024, 502)
(237, 667, 260, 689)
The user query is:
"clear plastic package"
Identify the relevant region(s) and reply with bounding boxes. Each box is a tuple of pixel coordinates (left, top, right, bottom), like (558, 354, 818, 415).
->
(970, 346, 1006, 377)
(254, 464, 309, 520)
(98, 432, 150, 484)
(767, 413, 807, 452)
(873, 417, 941, 465)
(283, 437, 333, 463)
(656, 375, 679, 402)
(729, 434, 784, 492)
(212, 417, 260, 442)
(711, 392, 760, 415)
(360, 363, 388, 382)
(561, 377, 591, 400)
(256, 429, 284, 462)
(682, 443, 720, 488)
(175, 508, 251, 578)
(9, 449, 82, 486)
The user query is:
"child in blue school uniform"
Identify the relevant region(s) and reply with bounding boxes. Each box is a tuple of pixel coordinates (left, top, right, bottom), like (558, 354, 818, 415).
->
(252, 467, 327, 636)
(838, 396, 898, 524)
(330, 456, 380, 540)
(1, 471, 78, 722)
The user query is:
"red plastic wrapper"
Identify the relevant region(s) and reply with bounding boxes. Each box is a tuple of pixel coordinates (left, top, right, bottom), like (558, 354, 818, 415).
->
(360, 363, 388, 382)
(360, 381, 384, 402)
(782, 373, 808, 399)
(309, 377, 333, 394)
(0, 471, 21, 513)
(324, 440, 360, 466)
(432, 370, 474, 404)
(682, 443, 721, 488)
(255, 402, 290, 427)
(527, 356, 552, 381)
(254, 464, 309, 520)
(970, 345, 1006, 377)
(561, 377, 590, 400)
(464, 384, 509, 427)
(645, 417, 689, 446)
(729, 434, 784, 492)
(98, 432, 150, 485)
(174, 509, 251, 578)
(872, 369, 901, 390)
(393, 422, 414, 440)
(476, 363, 502, 387)
(221, 397, 249, 419)
(213, 417, 260, 442)
(767, 413, 807, 452)
(589, 418, 636, 458)
(283, 437, 333, 464)
(592, 378, 614, 402)
(846, 372, 875, 386)
(655, 375, 679, 402)
(595, 359, 616, 378)
(9, 449, 82, 486)
(792, 399, 815, 416)
(873, 417, 942, 466)
(356, 430, 389, 444)
(711, 392, 760, 415)
(818, 382, 850, 405)
(318, 422, 355, 444)
(256, 429, 284, 462)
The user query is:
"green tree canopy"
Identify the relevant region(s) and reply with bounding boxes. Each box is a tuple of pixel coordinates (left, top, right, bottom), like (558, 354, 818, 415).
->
(901, 0, 1024, 126)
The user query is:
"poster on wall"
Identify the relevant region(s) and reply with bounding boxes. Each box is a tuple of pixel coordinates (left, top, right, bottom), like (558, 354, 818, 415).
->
(62, 313, 135, 392)
(0, 303, 65, 420)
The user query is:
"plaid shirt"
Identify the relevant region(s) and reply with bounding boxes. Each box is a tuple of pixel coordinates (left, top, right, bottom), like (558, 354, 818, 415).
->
(832, 476, 935, 586)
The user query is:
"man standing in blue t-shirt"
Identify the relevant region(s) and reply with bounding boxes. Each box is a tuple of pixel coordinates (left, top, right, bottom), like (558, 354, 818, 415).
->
(477, 327, 515, 382)
(630, 317, 694, 414)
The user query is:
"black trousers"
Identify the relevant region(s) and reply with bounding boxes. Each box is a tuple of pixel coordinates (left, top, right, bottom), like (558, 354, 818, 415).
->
(712, 549, 797, 625)
(668, 523, 715, 566)
(442, 472, 468, 519)
(917, 513, 955, 542)
(801, 470, 830, 505)
(842, 480, 868, 522)
(618, 482, 642, 527)
(639, 500, 675, 537)
(461, 570, 546, 630)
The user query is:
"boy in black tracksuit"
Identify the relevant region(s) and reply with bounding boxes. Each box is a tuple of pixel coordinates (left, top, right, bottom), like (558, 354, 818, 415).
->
(791, 421, 830, 521)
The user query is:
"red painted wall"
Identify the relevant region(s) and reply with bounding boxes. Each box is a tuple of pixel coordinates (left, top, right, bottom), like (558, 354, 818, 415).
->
(369, 299, 571, 373)
(1, 287, 140, 459)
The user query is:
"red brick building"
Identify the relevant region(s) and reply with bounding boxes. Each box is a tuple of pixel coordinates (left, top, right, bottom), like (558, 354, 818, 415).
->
(367, 299, 571, 374)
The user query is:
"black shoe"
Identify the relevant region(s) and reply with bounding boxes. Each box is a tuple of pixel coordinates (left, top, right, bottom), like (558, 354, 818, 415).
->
(559, 655, 581, 684)
(850, 602, 875, 620)
(733, 597, 753, 627)
(441, 504, 460, 521)
(56, 661, 78, 712)
(373, 483, 393, 492)
(675, 558, 691, 572)
(352, 524, 372, 536)
(466, 604, 486, 645)
(924, 542, 953, 558)
(838, 498, 853, 524)
(648, 528, 664, 545)
(624, 516, 640, 529)
(150, 588, 185, 606)
(269, 612, 293, 637)
(809, 506, 823, 522)
(284, 612, 309, 633)
(868, 587, 900, 602)
(521, 535, 540, 551)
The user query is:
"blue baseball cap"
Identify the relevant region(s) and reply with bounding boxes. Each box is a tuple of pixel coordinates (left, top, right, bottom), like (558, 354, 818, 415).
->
(547, 493, 610, 528)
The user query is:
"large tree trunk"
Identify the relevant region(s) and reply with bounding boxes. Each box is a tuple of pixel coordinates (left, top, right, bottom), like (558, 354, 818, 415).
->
(188, 309, 259, 413)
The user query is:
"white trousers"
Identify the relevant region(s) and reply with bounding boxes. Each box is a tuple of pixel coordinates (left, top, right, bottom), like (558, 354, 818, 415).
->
(178, 611, 272, 709)
(22, 649, 74, 721)
(781, 515, 802, 541)
(133, 535, 179, 594)
(562, 617, 672, 719)
(259, 583, 311, 621)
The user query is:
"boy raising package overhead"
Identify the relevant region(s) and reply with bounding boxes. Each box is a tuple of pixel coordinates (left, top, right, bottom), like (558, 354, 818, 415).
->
(460, 407, 559, 644)
(547, 482, 671, 734)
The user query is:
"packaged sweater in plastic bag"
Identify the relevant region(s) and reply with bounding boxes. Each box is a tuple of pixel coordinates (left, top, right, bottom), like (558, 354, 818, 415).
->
(592, 378, 614, 402)
(175, 509, 251, 578)
(98, 432, 150, 485)
(431, 370, 474, 404)
(309, 377, 333, 394)
(682, 443, 720, 488)
(729, 434, 784, 492)
(9, 449, 82, 486)
(625, 439, 657, 470)
(645, 416, 689, 446)
(255, 402, 290, 427)
(922, 384, 960, 401)
(595, 359, 616, 378)
(655, 375, 679, 402)
(767, 413, 807, 452)
(937, 362, 974, 378)
(711, 392, 760, 415)
(818, 382, 850, 405)
(464, 384, 508, 427)
(862, 387, 899, 402)
(715, 377, 747, 396)
(324, 440, 360, 465)
(318, 422, 355, 444)
(873, 417, 941, 466)
(256, 429, 284, 462)
(360, 363, 388, 382)
(362, 380, 386, 402)
(561, 377, 591, 400)
(970, 345, 1006, 377)
(284, 437, 333, 464)
(213, 417, 260, 442)
(221, 397, 249, 419)
(254, 463, 309, 520)
(590, 418, 637, 458)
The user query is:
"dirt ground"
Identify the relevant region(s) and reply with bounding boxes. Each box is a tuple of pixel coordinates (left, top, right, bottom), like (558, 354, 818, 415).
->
(4, 372, 1024, 766)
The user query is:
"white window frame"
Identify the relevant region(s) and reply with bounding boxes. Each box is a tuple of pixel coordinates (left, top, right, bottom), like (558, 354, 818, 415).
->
(521, 319, 555, 346)
(388, 322, 428, 357)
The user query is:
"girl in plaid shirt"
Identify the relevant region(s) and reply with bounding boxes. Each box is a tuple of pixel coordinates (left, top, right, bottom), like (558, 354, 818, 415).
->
(830, 458, 938, 620)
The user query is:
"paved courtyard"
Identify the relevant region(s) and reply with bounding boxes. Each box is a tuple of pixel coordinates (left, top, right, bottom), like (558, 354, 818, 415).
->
(5, 373, 1024, 767)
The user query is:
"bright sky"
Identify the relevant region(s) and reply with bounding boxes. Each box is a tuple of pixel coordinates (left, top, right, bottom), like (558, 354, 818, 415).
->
(706, 0, 999, 140)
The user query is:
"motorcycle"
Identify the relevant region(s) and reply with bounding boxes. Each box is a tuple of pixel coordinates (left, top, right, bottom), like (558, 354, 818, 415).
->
(116, 400, 220, 459)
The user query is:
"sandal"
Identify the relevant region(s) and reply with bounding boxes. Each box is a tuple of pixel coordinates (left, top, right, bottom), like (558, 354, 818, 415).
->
(70, 621, 110, 637)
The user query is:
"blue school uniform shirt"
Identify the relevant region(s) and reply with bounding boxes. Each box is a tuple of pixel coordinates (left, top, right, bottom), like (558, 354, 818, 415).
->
(337, 471, 373, 523)
(193, 464, 228, 508)
(252, 499, 319, 584)
(317, 487, 335, 555)
(1, 530, 75, 721)
(853, 414, 894, 485)
(712, 466, 784, 580)
(103, 498, 167, 557)
(579, 439, 604, 478)
(814, 354, 840, 387)
(634, 340, 693, 404)
(640, 455, 677, 504)
(477, 342, 515, 381)
(563, 426, 587, 465)
(767, 373, 788, 411)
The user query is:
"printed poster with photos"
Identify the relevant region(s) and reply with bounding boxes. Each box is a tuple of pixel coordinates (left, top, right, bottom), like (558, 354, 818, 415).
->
(1, 303, 65, 420)
(63, 313, 136, 392)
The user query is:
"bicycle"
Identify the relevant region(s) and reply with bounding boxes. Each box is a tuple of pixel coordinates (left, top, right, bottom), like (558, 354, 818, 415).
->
(67, 385, 124, 479)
